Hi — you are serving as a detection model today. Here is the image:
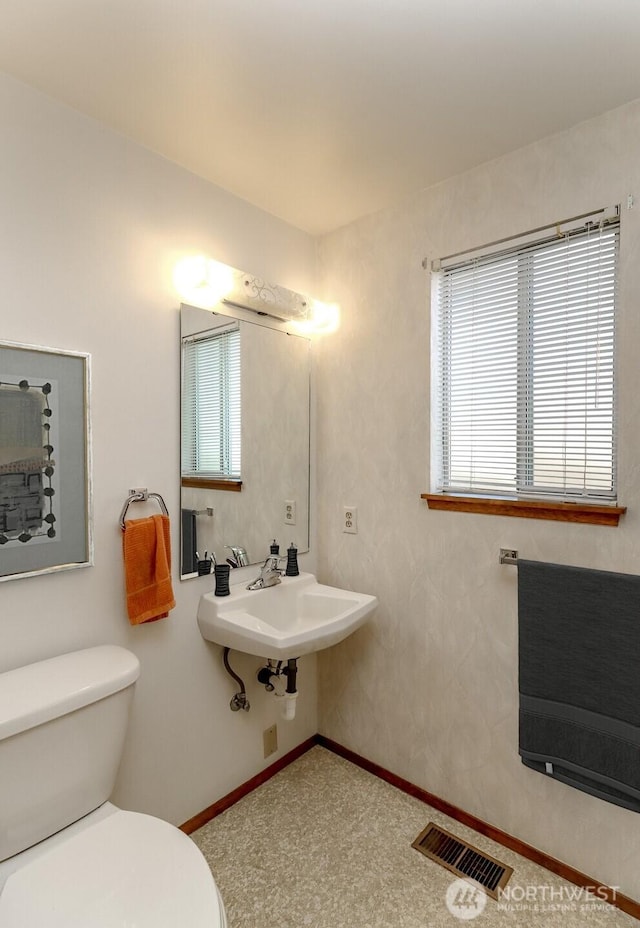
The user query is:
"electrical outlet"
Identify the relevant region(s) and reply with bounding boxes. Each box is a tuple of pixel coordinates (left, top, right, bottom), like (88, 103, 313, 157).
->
(343, 506, 358, 534)
(284, 499, 296, 526)
(263, 724, 278, 758)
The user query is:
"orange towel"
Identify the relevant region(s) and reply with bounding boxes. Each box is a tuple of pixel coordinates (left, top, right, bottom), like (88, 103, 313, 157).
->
(122, 514, 176, 625)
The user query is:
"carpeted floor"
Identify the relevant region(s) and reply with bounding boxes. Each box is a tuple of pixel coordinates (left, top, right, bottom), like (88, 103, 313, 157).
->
(192, 746, 633, 927)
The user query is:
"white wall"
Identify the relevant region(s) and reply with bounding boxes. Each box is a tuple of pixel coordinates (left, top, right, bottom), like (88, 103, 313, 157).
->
(0, 71, 318, 825)
(316, 99, 640, 898)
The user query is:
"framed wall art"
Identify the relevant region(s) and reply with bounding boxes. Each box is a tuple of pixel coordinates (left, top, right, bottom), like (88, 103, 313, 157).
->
(0, 340, 92, 581)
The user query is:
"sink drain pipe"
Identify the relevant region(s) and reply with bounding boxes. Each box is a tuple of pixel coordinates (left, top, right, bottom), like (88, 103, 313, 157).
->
(257, 657, 299, 720)
(279, 658, 298, 720)
(284, 658, 297, 692)
(223, 647, 250, 712)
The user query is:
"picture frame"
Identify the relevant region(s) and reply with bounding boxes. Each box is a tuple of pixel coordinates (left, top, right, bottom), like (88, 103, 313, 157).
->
(0, 340, 92, 581)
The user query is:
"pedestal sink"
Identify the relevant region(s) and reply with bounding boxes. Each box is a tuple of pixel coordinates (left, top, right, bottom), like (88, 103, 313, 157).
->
(197, 572, 377, 659)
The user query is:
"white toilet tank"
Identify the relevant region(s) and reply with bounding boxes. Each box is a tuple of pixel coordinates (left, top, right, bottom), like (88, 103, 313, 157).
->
(0, 646, 140, 862)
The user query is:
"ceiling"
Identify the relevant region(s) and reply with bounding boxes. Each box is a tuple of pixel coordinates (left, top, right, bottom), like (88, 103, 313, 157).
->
(2, 0, 640, 235)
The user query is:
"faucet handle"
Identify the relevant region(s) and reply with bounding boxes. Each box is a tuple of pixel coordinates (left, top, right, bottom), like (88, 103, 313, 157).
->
(226, 545, 249, 567)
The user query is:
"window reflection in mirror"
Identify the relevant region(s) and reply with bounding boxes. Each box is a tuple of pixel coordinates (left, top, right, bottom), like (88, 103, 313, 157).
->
(180, 303, 310, 577)
(182, 320, 242, 485)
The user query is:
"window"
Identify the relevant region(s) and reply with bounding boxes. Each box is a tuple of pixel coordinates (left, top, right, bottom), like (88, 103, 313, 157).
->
(181, 322, 241, 481)
(434, 207, 619, 504)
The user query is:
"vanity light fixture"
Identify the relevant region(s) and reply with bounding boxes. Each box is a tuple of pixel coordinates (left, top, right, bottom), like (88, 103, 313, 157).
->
(173, 255, 340, 334)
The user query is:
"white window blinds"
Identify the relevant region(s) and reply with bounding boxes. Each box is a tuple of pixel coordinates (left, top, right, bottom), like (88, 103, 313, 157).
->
(436, 208, 619, 502)
(181, 323, 241, 479)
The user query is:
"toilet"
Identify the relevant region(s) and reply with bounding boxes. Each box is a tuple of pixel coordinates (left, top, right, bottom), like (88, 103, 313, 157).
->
(0, 645, 227, 927)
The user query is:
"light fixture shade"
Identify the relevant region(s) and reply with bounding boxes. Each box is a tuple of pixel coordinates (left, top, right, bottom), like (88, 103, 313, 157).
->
(228, 275, 310, 322)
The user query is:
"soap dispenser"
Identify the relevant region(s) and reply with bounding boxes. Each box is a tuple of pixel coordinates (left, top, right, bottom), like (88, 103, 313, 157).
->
(285, 542, 299, 577)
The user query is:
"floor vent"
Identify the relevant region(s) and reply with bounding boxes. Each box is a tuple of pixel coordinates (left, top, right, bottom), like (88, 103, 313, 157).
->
(412, 823, 513, 899)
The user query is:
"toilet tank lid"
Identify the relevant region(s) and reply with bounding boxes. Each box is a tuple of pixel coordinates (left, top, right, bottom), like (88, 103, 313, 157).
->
(0, 646, 140, 741)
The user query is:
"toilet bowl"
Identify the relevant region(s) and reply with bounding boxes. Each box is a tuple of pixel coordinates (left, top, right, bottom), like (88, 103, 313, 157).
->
(0, 805, 226, 927)
(0, 646, 227, 927)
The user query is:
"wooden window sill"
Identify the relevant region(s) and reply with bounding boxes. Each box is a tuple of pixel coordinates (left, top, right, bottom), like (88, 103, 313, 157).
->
(182, 477, 242, 493)
(421, 494, 626, 526)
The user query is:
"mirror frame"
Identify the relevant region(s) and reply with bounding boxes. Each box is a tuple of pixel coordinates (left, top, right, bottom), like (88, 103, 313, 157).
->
(0, 339, 92, 582)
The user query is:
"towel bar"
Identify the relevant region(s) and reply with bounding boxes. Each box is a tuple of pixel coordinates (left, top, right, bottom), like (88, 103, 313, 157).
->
(120, 488, 169, 530)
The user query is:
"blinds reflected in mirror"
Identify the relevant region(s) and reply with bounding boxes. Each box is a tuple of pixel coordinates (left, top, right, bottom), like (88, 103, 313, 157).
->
(181, 321, 241, 480)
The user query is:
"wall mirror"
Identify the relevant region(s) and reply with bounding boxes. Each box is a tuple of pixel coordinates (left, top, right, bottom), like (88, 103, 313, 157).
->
(180, 288, 311, 578)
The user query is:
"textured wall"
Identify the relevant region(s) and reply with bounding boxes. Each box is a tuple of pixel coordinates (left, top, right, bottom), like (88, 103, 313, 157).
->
(316, 100, 640, 897)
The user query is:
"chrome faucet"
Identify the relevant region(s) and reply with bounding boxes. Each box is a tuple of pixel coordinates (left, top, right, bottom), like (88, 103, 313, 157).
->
(247, 554, 284, 590)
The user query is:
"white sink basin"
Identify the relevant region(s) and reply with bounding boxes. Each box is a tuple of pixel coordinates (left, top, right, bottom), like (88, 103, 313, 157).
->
(197, 571, 377, 658)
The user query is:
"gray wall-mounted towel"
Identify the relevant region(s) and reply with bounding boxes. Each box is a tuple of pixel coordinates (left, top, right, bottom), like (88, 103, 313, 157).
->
(518, 559, 640, 813)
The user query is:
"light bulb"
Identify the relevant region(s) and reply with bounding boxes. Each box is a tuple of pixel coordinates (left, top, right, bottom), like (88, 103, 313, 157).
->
(173, 256, 235, 309)
(292, 300, 340, 335)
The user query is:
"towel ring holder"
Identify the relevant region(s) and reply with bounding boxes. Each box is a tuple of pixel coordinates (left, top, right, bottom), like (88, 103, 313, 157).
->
(120, 488, 169, 531)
